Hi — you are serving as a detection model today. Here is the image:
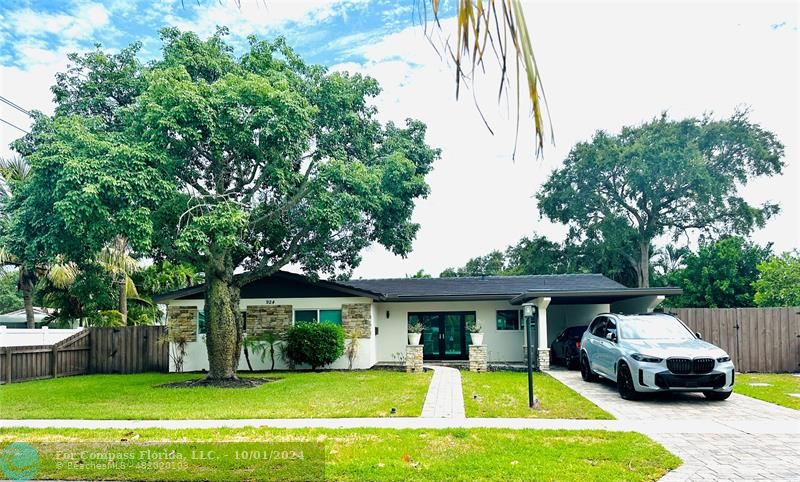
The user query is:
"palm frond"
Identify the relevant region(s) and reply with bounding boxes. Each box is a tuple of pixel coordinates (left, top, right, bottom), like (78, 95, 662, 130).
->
(97, 235, 139, 276)
(0, 246, 20, 266)
(46, 256, 79, 289)
(0, 155, 31, 183)
(428, 0, 553, 158)
(125, 275, 139, 297)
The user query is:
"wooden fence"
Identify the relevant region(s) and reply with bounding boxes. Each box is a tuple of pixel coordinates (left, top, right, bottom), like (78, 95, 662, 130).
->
(0, 326, 168, 384)
(90, 326, 169, 374)
(673, 307, 800, 373)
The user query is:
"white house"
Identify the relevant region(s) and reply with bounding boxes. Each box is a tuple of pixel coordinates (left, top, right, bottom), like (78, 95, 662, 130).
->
(154, 271, 680, 372)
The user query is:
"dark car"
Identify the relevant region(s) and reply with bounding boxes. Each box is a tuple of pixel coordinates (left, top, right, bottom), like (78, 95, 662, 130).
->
(550, 325, 588, 369)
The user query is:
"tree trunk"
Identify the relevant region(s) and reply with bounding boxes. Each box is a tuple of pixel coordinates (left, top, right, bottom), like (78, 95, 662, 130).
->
(19, 268, 35, 329)
(229, 283, 244, 373)
(244, 346, 253, 372)
(269, 344, 275, 371)
(638, 241, 650, 288)
(118, 278, 128, 325)
(204, 249, 239, 380)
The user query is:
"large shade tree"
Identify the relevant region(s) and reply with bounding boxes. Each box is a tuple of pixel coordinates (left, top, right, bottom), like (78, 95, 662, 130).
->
(537, 111, 784, 287)
(9, 28, 437, 382)
(129, 29, 439, 381)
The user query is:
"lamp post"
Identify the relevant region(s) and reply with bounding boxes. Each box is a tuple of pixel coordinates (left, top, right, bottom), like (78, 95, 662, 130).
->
(522, 302, 536, 408)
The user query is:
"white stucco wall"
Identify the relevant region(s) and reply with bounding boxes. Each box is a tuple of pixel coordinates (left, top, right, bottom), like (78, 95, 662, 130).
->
(167, 296, 376, 372)
(611, 295, 664, 314)
(544, 304, 610, 346)
(166, 294, 667, 370)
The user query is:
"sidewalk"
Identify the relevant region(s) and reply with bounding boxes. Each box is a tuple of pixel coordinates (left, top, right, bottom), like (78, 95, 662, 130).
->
(1, 416, 797, 434)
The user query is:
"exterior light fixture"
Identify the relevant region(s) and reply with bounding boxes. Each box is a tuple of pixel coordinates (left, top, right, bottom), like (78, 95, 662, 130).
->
(522, 303, 535, 318)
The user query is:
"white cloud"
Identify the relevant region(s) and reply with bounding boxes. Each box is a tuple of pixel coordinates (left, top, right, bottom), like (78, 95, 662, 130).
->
(336, 0, 799, 278)
(164, 0, 371, 39)
(8, 2, 111, 42)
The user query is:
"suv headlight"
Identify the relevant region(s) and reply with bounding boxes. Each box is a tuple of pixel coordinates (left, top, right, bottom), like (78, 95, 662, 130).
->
(716, 356, 731, 363)
(631, 353, 663, 363)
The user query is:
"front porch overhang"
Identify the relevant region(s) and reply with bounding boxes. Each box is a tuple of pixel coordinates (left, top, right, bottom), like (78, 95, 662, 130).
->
(509, 287, 682, 306)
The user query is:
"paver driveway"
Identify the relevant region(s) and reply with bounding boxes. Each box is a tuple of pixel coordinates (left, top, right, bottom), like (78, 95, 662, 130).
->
(549, 368, 800, 482)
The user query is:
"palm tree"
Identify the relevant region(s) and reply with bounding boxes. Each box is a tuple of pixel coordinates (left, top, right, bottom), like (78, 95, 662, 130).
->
(96, 235, 139, 324)
(653, 244, 690, 278)
(0, 156, 33, 326)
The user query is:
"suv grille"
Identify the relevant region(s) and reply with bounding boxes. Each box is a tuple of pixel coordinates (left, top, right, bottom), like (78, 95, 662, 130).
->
(667, 357, 715, 374)
(693, 358, 715, 374)
(667, 358, 691, 374)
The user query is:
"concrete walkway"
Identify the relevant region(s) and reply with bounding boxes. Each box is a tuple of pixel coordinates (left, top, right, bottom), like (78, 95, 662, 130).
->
(548, 368, 800, 482)
(420, 365, 465, 418)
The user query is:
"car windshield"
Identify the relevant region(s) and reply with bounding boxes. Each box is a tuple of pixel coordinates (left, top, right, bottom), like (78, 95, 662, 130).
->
(619, 317, 695, 340)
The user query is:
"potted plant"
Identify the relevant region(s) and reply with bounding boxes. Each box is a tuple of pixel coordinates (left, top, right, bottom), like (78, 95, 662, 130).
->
(467, 319, 484, 345)
(407, 322, 423, 345)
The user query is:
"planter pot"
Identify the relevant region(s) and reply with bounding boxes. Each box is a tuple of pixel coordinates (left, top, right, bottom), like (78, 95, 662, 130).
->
(408, 333, 422, 345)
(470, 333, 484, 346)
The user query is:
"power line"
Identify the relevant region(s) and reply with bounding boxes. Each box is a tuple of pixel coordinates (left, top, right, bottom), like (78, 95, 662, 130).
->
(0, 95, 32, 117)
(0, 117, 30, 134)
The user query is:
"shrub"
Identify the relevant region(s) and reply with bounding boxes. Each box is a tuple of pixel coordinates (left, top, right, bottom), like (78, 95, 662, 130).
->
(95, 310, 125, 327)
(285, 322, 345, 370)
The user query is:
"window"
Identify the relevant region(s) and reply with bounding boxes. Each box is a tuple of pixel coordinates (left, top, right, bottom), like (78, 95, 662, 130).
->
(619, 316, 694, 340)
(294, 309, 342, 325)
(319, 309, 342, 325)
(590, 317, 606, 337)
(605, 319, 617, 338)
(197, 311, 207, 334)
(496, 310, 521, 330)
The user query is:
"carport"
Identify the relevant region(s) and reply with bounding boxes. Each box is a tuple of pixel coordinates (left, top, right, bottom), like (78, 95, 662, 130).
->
(510, 288, 682, 369)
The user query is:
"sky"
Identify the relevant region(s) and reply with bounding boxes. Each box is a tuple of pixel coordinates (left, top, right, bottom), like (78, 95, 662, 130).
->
(0, 0, 797, 279)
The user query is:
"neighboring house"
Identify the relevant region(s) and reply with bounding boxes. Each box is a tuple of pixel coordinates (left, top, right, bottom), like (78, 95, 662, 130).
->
(0, 307, 52, 329)
(153, 271, 680, 372)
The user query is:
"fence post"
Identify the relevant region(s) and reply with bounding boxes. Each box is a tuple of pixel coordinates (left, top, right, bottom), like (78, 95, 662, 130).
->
(4, 347, 12, 384)
(51, 345, 59, 379)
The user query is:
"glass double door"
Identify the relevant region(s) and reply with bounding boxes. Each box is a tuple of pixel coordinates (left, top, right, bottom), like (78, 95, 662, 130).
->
(410, 312, 475, 360)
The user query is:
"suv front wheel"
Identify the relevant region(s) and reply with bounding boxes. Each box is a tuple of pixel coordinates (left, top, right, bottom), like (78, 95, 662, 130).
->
(580, 353, 597, 382)
(617, 363, 640, 400)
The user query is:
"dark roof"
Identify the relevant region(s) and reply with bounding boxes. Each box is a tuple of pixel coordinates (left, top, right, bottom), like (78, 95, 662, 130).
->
(341, 274, 628, 301)
(152, 270, 383, 303)
(154, 270, 681, 304)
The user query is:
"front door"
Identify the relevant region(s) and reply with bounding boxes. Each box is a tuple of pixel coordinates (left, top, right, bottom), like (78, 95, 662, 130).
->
(410, 311, 473, 360)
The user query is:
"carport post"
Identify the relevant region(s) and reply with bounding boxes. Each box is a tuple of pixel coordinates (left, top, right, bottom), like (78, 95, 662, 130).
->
(522, 303, 536, 408)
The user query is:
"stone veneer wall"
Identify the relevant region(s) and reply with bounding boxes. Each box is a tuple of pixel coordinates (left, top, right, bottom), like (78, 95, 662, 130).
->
(342, 303, 372, 336)
(469, 345, 488, 372)
(521, 346, 551, 370)
(537, 348, 550, 371)
(405, 345, 423, 373)
(166, 306, 198, 342)
(246, 305, 293, 336)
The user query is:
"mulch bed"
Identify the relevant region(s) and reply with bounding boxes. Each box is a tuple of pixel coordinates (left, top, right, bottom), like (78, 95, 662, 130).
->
(157, 377, 279, 389)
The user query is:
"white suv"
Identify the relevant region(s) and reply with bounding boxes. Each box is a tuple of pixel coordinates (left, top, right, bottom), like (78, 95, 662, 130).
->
(580, 313, 735, 400)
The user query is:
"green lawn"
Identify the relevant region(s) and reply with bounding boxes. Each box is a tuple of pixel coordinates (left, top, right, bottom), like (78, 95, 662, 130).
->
(462, 371, 613, 419)
(734, 373, 800, 410)
(0, 371, 431, 419)
(0, 427, 680, 481)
